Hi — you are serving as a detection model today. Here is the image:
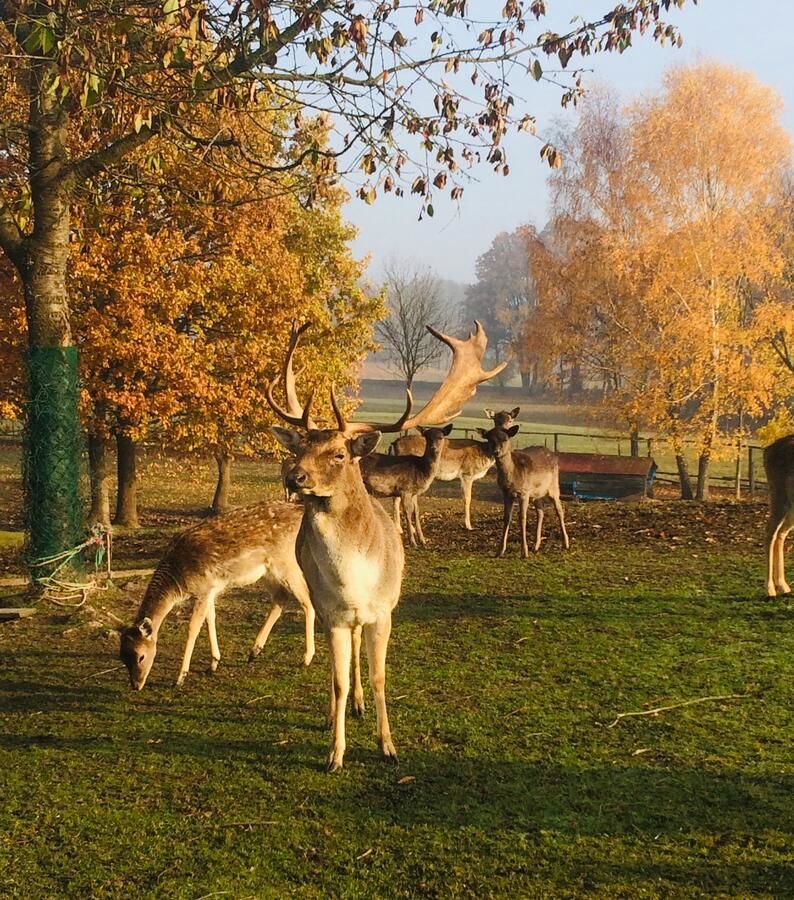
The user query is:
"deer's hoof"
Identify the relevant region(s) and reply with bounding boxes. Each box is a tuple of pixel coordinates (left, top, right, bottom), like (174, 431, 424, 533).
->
(352, 700, 366, 719)
(210, 658, 220, 673)
(303, 651, 315, 667)
(248, 646, 262, 663)
(380, 739, 398, 764)
(176, 672, 188, 688)
(327, 750, 344, 773)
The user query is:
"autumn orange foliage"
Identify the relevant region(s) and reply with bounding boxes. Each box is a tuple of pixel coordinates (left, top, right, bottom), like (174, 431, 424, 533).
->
(527, 63, 792, 497)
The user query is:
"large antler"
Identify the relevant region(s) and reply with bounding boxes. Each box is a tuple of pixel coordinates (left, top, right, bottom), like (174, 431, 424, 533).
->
(338, 321, 507, 435)
(265, 321, 320, 429)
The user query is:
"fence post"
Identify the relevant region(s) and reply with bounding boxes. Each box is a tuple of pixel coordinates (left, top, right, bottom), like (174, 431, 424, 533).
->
(553, 433, 559, 453)
(647, 438, 653, 458)
(748, 446, 756, 495)
(734, 443, 742, 500)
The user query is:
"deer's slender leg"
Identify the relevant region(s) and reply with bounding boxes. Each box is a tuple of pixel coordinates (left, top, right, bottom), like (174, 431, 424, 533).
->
(327, 668, 336, 730)
(461, 476, 475, 530)
(499, 498, 515, 558)
(766, 517, 782, 597)
(774, 520, 793, 595)
(177, 593, 209, 686)
(205, 594, 221, 672)
(392, 497, 403, 534)
(248, 604, 283, 661)
(401, 493, 418, 548)
(519, 495, 530, 558)
(552, 493, 570, 549)
(299, 589, 316, 667)
(534, 502, 545, 552)
(351, 623, 365, 717)
(327, 626, 353, 772)
(363, 617, 397, 763)
(413, 495, 427, 546)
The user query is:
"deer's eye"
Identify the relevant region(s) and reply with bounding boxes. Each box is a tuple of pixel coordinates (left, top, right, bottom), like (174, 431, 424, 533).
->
(138, 654, 145, 663)
(334, 452, 346, 461)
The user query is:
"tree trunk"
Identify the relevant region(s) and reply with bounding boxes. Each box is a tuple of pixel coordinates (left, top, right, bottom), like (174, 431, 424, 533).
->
(568, 362, 583, 398)
(115, 433, 140, 527)
(696, 452, 711, 501)
(88, 433, 113, 527)
(211, 450, 233, 515)
(629, 424, 640, 458)
(676, 454, 694, 500)
(17, 58, 84, 569)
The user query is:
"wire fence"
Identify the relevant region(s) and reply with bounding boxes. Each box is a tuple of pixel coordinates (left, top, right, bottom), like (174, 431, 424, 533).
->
(1, 416, 770, 495)
(449, 425, 768, 495)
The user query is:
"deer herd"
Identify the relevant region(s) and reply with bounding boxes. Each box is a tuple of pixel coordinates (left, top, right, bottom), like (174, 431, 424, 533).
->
(120, 320, 792, 772)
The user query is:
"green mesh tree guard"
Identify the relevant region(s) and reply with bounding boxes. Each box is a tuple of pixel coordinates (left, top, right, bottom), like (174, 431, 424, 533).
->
(23, 347, 85, 579)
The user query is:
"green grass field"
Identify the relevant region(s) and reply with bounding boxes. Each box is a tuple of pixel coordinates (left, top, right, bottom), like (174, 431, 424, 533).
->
(1, 433, 793, 897)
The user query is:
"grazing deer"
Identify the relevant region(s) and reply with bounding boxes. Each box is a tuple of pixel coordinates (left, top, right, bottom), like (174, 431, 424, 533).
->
(390, 407, 520, 530)
(763, 434, 794, 597)
(119, 501, 315, 690)
(268, 320, 504, 771)
(478, 425, 570, 558)
(361, 424, 454, 547)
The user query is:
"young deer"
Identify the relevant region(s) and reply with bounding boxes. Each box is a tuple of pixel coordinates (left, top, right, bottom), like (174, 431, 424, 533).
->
(119, 501, 315, 690)
(361, 424, 453, 547)
(763, 434, 794, 597)
(479, 425, 570, 558)
(268, 320, 504, 771)
(390, 407, 520, 529)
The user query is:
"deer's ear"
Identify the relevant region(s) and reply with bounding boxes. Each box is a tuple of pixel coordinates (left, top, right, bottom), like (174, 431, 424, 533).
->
(138, 617, 154, 639)
(442, 423, 454, 435)
(350, 432, 381, 458)
(271, 427, 304, 453)
(484, 407, 495, 419)
(507, 425, 520, 438)
(510, 407, 520, 418)
(476, 427, 489, 438)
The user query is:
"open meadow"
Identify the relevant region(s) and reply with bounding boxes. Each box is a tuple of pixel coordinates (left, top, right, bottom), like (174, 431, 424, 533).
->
(1, 436, 793, 898)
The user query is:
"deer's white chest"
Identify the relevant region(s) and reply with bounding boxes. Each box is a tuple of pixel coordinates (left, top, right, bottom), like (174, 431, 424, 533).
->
(302, 518, 384, 625)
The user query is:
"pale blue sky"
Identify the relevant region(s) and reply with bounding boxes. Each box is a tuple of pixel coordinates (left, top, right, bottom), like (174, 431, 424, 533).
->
(345, 0, 794, 284)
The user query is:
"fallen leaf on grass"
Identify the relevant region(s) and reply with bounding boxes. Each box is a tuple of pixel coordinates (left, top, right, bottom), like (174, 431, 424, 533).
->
(397, 775, 416, 785)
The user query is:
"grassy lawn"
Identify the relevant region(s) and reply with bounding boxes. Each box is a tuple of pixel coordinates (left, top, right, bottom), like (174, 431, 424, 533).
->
(1, 459, 793, 897)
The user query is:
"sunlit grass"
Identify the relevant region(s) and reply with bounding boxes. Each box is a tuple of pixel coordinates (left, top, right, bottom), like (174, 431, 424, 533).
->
(1, 472, 792, 896)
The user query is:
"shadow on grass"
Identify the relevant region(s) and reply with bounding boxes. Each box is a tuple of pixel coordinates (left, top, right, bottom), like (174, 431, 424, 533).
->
(1, 711, 791, 849)
(397, 591, 792, 624)
(352, 749, 792, 831)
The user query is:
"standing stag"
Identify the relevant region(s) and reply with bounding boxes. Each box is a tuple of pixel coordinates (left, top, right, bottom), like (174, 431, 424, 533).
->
(361, 424, 453, 547)
(763, 434, 794, 597)
(268, 320, 504, 771)
(479, 425, 570, 558)
(119, 502, 315, 690)
(390, 407, 521, 529)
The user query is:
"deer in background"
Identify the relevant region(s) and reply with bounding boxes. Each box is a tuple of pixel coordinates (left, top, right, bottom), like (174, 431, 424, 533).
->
(390, 407, 520, 530)
(479, 425, 570, 558)
(763, 434, 794, 597)
(361, 424, 453, 547)
(269, 320, 504, 771)
(281, 457, 299, 501)
(119, 501, 315, 690)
